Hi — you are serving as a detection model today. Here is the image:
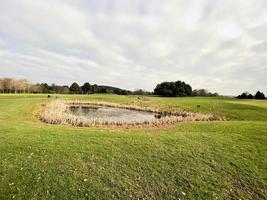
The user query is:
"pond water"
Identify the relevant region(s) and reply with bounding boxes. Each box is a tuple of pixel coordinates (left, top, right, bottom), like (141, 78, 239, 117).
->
(69, 105, 156, 123)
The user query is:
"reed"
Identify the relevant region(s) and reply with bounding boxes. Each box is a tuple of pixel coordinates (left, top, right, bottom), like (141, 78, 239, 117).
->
(39, 100, 225, 128)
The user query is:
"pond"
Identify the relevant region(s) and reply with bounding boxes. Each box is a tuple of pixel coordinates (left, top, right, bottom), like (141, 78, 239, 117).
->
(69, 105, 157, 123)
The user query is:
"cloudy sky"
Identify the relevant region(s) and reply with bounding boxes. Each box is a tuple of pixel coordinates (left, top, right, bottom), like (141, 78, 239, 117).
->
(0, 0, 266, 95)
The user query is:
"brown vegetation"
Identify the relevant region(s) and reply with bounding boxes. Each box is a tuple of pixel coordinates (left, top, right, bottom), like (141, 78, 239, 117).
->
(39, 100, 225, 128)
(0, 78, 32, 93)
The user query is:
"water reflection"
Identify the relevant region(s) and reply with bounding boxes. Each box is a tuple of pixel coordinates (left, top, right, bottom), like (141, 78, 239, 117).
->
(69, 106, 156, 123)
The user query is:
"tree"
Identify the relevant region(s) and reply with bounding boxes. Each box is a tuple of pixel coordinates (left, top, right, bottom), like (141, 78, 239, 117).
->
(193, 89, 206, 96)
(0, 77, 129, 95)
(91, 84, 98, 93)
(237, 92, 249, 99)
(31, 84, 43, 93)
(255, 91, 265, 99)
(16, 79, 25, 93)
(0, 79, 3, 93)
(120, 90, 129, 95)
(99, 87, 107, 93)
(184, 84, 192, 96)
(154, 81, 192, 97)
(41, 83, 51, 93)
(2, 78, 12, 93)
(247, 94, 254, 99)
(81, 82, 91, 94)
(69, 82, 81, 94)
(192, 89, 219, 97)
(50, 83, 57, 93)
(54, 85, 69, 94)
(132, 89, 151, 95)
(61, 86, 70, 94)
(0, 78, 32, 93)
(154, 82, 175, 97)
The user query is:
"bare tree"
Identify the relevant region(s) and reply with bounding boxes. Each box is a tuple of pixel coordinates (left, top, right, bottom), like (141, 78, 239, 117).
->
(31, 84, 43, 93)
(0, 78, 33, 93)
(0, 79, 3, 93)
(3, 78, 13, 93)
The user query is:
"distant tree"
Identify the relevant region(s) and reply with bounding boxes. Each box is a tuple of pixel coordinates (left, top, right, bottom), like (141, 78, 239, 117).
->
(61, 86, 70, 94)
(16, 79, 24, 93)
(10, 79, 18, 93)
(0, 78, 32, 93)
(182, 82, 192, 96)
(210, 92, 219, 97)
(247, 94, 254, 99)
(154, 81, 192, 97)
(114, 88, 121, 95)
(99, 87, 107, 93)
(81, 82, 91, 94)
(113, 88, 128, 95)
(2, 78, 12, 93)
(41, 83, 51, 93)
(192, 89, 208, 96)
(0, 79, 3, 93)
(31, 84, 43, 93)
(192, 89, 219, 97)
(154, 82, 175, 97)
(255, 91, 265, 99)
(237, 92, 249, 99)
(0, 77, 129, 95)
(69, 82, 81, 94)
(132, 89, 151, 95)
(91, 84, 98, 93)
(49, 84, 62, 93)
(119, 90, 129, 95)
(50, 83, 57, 93)
(24, 79, 32, 93)
(54, 85, 69, 94)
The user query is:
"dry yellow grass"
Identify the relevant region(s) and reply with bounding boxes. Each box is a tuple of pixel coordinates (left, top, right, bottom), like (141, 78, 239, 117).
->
(39, 100, 225, 127)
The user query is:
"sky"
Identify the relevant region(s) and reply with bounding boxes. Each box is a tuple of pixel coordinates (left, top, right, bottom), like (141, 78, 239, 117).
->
(0, 0, 266, 95)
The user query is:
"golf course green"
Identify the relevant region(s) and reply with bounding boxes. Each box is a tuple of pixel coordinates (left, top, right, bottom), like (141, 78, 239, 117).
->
(0, 94, 266, 199)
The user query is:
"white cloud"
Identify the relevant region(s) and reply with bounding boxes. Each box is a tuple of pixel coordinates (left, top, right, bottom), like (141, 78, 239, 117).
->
(0, 0, 266, 95)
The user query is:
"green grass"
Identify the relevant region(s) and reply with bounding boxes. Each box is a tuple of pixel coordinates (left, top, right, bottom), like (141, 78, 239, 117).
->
(0, 94, 266, 199)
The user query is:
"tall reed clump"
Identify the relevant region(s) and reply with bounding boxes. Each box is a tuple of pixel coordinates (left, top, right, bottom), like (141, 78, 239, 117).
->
(39, 100, 87, 126)
(39, 100, 225, 128)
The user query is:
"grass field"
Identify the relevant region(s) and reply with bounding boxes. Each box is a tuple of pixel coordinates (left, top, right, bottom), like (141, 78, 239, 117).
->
(0, 94, 266, 199)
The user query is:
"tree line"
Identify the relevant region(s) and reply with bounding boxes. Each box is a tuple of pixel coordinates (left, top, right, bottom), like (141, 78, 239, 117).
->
(2, 77, 264, 99)
(236, 91, 266, 100)
(68, 82, 131, 95)
(0, 78, 217, 97)
(0, 78, 32, 93)
(0, 78, 149, 95)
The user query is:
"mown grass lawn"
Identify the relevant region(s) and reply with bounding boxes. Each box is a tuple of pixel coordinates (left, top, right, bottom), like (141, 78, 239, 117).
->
(0, 94, 266, 199)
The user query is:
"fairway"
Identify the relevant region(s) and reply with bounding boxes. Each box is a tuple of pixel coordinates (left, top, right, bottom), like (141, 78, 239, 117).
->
(0, 94, 266, 199)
